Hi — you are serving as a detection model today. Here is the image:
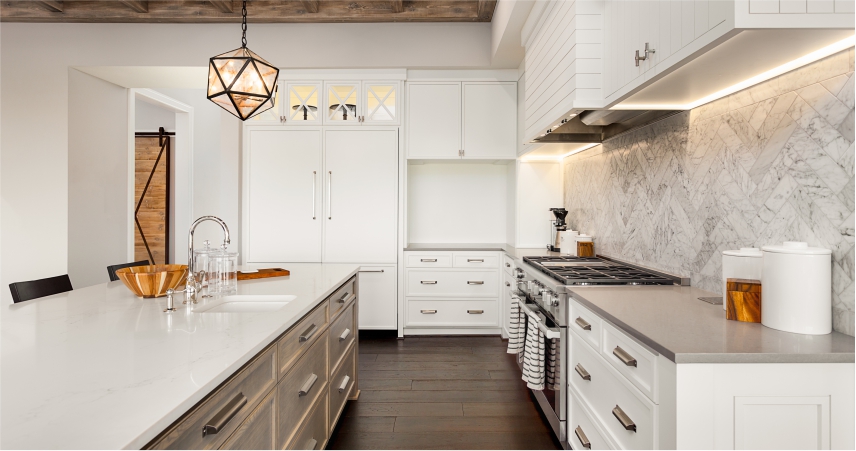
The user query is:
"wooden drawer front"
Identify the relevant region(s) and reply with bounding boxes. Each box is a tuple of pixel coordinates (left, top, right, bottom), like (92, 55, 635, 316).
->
(569, 391, 614, 450)
(452, 252, 499, 268)
(502, 255, 515, 277)
(329, 277, 356, 318)
(277, 302, 328, 379)
(276, 332, 329, 449)
(328, 345, 356, 434)
(151, 346, 277, 450)
(406, 269, 499, 297)
(405, 252, 453, 268)
(329, 303, 355, 373)
(572, 336, 655, 450)
(287, 393, 329, 450)
(570, 298, 603, 352)
(221, 391, 276, 450)
(601, 322, 657, 402)
(406, 300, 498, 327)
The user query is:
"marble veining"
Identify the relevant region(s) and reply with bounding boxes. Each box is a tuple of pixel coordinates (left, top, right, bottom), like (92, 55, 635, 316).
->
(563, 49, 855, 336)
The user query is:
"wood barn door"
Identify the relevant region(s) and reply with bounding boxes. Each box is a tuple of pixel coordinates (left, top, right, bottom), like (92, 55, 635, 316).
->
(134, 128, 172, 264)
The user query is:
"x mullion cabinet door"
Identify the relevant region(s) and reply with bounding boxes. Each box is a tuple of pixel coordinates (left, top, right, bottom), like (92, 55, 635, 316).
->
(362, 82, 400, 125)
(283, 82, 323, 125)
(246, 83, 284, 124)
(323, 81, 362, 125)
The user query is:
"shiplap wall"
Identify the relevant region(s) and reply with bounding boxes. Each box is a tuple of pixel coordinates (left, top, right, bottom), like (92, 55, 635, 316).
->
(749, 0, 855, 13)
(523, 0, 603, 142)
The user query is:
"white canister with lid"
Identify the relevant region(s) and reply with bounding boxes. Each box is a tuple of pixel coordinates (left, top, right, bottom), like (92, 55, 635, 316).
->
(560, 231, 579, 255)
(761, 242, 831, 335)
(721, 248, 763, 310)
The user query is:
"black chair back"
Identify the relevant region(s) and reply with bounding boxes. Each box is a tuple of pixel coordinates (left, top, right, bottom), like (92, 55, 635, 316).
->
(107, 260, 150, 282)
(9, 275, 73, 303)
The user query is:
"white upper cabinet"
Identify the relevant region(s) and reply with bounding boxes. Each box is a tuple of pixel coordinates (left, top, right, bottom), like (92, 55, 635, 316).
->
(246, 85, 284, 124)
(462, 82, 517, 159)
(283, 82, 322, 125)
(324, 81, 361, 125)
(363, 82, 400, 125)
(406, 82, 462, 158)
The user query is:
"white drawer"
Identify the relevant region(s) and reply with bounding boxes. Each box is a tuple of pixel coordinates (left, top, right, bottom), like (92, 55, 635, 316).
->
(405, 252, 453, 268)
(570, 335, 655, 450)
(570, 298, 602, 351)
(601, 321, 657, 402)
(406, 299, 498, 327)
(452, 252, 499, 268)
(406, 269, 499, 298)
(502, 254, 515, 276)
(569, 389, 614, 450)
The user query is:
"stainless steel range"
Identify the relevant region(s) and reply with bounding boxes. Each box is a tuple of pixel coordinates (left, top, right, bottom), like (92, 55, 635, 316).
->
(512, 255, 683, 449)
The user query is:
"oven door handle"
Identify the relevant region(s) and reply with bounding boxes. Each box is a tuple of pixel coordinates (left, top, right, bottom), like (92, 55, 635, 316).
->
(517, 301, 562, 340)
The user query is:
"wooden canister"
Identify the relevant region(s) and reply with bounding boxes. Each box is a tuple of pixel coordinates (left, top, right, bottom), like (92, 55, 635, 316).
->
(725, 278, 761, 323)
(577, 241, 594, 257)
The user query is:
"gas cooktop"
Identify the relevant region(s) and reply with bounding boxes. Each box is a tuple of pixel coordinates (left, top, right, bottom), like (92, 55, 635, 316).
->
(523, 256, 675, 286)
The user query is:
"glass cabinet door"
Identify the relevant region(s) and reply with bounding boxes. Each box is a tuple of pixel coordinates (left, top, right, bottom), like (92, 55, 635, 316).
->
(363, 82, 399, 125)
(247, 83, 283, 123)
(284, 82, 322, 125)
(324, 82, 360, 124)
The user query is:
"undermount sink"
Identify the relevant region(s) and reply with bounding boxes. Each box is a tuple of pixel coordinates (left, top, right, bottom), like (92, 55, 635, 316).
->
(193, 295, 296, 313)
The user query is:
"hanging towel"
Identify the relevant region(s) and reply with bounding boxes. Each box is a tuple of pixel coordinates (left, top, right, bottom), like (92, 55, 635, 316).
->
(545, 338, 561, 390)
(521, 312, 546, 390)
(507, 298, 525, 355)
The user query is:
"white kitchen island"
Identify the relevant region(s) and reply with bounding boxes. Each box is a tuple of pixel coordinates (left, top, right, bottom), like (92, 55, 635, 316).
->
(0, 263, 360, 450)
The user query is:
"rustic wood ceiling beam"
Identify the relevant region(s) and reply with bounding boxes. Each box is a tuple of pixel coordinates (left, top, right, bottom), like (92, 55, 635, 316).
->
(300, 0, 319, 13)
(390, 0, 404, 13)
(477, 0, 496, 20)
(119, 0, 149, 13)
(33, 1, 63, 12)
(208, 0, 233, 14)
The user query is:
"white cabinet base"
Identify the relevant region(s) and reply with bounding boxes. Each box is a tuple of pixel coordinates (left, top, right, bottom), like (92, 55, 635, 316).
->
(357, 265, 397, 330)
(403, 327, 502, 336)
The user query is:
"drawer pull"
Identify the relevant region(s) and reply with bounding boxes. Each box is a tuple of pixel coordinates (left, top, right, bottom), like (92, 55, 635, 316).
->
(299, 324, 318, 342)
(613, 346, 637, 367)
(338, 375, 351, 393)
(574, 363, 591, 381)
(467, 309, 484, 314)
(505, 282, 511, 287)
(337, 291, 350, 303)
(305, 438, 318, 450)
(467, 281, 484, 285)
(574, 426, 592, 449)
(339, 328, 351, 341)
(202, 392, 247, 437)
(421, 280, 438, 285)
(612, 405, 636, 432)
(467, 258, 484, 262)
(298, 373, 318, 397)
(575, 317, 591, 331)
(421, 309, 437, 314)
(420, 258, 437, 262)
(506, 262, 511, 267)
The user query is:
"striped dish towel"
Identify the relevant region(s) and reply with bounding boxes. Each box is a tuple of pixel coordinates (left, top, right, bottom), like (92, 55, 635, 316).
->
(521, 311, 545, 390)
(546, 338, 561, 390)
(507, 298, 525, 355)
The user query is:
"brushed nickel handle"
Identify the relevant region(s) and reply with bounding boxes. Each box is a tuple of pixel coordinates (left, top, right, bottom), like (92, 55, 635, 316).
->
(575, 363, 591, 381)
(575, 317, 591, 331)
(467, 281, 484, 285)
(421, 309, 437, 314)
(339, 328, 351, 341)
(358, 269, 385, 273)
(467, 258, 484, 262)
(299, 324, 318, 342)
(202, 392, 247, 437)
(612, 405, 636, 432)
(298, 373, 318, 397)
(421, 280, 437, 285)
(420, 258, 438, 262)
(306, 438, 318, 450)
(337, 292, 350, 303)
(338, 375, 351, 393)
(575, 426, 591, 449)
(467, 309, 484, 314)
(613, 346, 637, 367)
(506, 262, 511, 267)
(327, 170, 332, 220)
(506, 282, 511, 287)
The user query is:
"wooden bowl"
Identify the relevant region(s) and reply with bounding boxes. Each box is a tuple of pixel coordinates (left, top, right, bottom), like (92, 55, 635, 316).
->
(115, 264, 188, 298)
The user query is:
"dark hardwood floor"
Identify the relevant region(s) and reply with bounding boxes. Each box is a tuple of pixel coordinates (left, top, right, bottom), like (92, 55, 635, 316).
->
(327, 333, 562, 450)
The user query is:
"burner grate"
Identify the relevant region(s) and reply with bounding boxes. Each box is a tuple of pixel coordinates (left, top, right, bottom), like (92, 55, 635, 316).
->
(523, 256, 674, 286)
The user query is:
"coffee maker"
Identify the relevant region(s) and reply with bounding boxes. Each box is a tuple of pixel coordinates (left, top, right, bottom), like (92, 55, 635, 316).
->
(548, 208, 568, 252)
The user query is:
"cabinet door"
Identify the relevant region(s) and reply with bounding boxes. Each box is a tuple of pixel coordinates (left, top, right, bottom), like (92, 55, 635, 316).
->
(247, 83, 284, 124)
(221, 392, 276, 450)
(324, 82, 361, 125)
(323, 130, 397, 263)
(247, 129, 322, 262)
(363, 82, 400, 125)
(284, 82, 322, 125)
(502, 271, 515, 338)
(406, 82, 461, 158)
(358, 266, 397, 329)
(462, 82, 517, 159)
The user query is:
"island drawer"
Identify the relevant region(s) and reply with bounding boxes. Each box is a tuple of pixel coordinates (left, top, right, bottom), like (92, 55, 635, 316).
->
(329, 303, 355, 373)
(569, 390, 613, 450)
(452, 252, 500, 268)
(570, 298, 602, 351)
(277, 302, 328, 378)
(220, 391, 276, 450)
(329, 345, 356, 434)
(601, 322, 657, 402)
(276, 332, 329, 449)
(287, 392, 329, 450)
(329, 277, 356, 318)
(406, 252, 453, 268)
(405, 299, 498, 327)
(148, 346, 277, 450)
(406, 269, 499, 297)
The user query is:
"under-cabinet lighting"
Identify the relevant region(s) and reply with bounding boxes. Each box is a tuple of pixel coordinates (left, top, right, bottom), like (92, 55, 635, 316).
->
(520, 143, 599, 162)
(613, 34, 855, 111)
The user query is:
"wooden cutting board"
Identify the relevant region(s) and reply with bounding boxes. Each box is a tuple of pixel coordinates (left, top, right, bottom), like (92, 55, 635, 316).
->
(237, 268, 291, 281)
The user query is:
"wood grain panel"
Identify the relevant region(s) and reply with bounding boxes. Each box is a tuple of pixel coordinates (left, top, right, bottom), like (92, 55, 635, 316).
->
(359, 390, 531, 403)
(333, 414, 396, 433)
(221, 391, 276, 450)
(328, 431, 558, 449)
(361, 370, 491, 380)
(462, 402, 540, 417)
(410, 379, 527, 391)
(361, 361, 517, 371)
(359, 379, 413, 390)
(344, 402, 463, 417)
(374, 353, 514, 362)
(134, 136, 168, 265)
(393, 416, 549, 433)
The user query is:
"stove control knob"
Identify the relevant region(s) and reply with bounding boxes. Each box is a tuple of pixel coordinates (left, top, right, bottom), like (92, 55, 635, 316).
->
(514, 268, 525, 279)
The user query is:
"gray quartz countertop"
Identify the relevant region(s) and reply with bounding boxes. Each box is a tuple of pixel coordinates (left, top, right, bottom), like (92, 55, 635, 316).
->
(568, 285, 855, 364)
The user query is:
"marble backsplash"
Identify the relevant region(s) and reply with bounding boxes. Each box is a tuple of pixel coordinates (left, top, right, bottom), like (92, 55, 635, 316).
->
(562, 49, 855, 335)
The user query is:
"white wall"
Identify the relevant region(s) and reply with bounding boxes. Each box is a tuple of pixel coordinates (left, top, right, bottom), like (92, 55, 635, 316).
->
(407, 163, 508, 244)
(135, 100, 176, 132)
(516, 161, 562, 248)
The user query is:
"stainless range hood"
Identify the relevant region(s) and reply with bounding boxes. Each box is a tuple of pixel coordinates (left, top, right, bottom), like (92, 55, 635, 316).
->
(532, 109, 681, 144)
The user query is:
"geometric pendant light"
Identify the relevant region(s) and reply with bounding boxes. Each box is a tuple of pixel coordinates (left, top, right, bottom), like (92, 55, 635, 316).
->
(207, 1, 279, 121)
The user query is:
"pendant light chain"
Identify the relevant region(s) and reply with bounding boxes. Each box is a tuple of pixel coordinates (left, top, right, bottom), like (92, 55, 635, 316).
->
(241, 0, 247, 48)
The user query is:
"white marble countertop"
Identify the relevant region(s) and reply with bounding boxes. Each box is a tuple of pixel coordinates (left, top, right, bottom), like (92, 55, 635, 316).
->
(0, 263, 359, 450)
